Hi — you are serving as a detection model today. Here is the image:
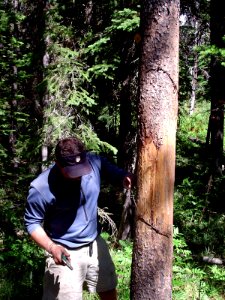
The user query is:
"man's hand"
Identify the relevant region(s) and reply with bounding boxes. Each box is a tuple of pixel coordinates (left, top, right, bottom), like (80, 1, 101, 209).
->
(123, 174, 135, 189)
(30, 227, 71, 267)
(50, 243, 71, 265)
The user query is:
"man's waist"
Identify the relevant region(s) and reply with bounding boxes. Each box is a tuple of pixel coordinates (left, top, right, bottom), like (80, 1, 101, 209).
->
(50, 232, 98, 249)
(56, 240, 95, 257)
(63, 240, 94, 250)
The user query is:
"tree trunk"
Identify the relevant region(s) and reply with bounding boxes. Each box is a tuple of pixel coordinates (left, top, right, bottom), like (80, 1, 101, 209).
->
(117, 37, 139, 240)
(130, 0, 179, 299)
(189, 19, 198, 115)
(9, 0, 19, 180)
(207, 0, 225, 176)
(117, 189, 135, 240)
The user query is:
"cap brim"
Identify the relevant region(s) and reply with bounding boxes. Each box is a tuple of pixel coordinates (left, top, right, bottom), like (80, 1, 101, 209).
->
(62, 160, 92, 178)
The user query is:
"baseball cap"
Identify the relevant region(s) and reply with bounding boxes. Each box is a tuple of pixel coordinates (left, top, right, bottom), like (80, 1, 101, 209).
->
(55, 137, 92, 178)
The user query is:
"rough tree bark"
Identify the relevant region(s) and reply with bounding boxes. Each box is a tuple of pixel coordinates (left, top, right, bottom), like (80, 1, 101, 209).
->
(130, 0, 179, 299)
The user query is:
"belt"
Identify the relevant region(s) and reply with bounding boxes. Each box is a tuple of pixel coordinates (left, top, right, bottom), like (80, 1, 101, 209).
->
(64, 241, 94, 257)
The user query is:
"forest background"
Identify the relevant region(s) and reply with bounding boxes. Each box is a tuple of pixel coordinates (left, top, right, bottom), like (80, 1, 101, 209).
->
(1, 0, 225, 299)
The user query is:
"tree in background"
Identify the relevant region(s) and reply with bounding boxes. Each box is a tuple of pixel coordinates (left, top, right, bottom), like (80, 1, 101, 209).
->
(179, 0, 210, 112)
(130, 0, 179, 298)
(206, 0, 225, 176)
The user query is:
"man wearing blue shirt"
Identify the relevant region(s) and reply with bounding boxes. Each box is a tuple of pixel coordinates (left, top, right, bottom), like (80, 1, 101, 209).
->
(24, 137, 133, 300)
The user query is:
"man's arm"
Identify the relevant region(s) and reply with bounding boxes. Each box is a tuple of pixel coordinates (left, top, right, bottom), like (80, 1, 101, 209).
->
(30, 226, 70, 264)
(99, 155, 135, 187)
(25, 186, 70, 264)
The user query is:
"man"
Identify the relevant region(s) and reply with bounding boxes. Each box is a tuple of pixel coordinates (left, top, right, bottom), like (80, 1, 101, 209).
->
(24, 137, 133, 300)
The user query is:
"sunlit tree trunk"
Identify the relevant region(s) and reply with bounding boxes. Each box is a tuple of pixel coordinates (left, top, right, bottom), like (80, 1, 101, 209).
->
(130, 0, 179, 299)
(189, 19, 198, 115)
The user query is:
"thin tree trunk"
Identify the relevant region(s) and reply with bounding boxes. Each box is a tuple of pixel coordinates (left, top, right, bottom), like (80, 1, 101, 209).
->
(189, 20, 198, 115)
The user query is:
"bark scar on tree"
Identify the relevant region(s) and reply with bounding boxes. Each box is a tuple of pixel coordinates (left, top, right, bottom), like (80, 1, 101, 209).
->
(137, 216, 171, 238)
(146, 66, 178, 92)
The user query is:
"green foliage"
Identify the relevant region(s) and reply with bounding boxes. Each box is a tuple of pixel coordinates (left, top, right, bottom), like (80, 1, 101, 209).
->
(0, 188, 44, 299)
(112, 239, 132, 299)
(102, 232, 132, 300)
(177, 101, 210, 142)
(174, 98, 225, 299)
(0, 1, 35, 180)
(79, 7, 140, 146)
(40, 3, 133, 154)
(173, 228, 204, 299)
(86, 37, 111, 55)
(41, 12, 99, 147)
(110, 8, 140, 32)
(174, 163, 225, 256)
(198, 43, 225, 67)
(0, 240, 44, 299)
(85, 7, 140, 80)
(87, 60, 119, 80)
(176, 101, 211, 177)
(44, 2, 74, 42)
(84, 8, 140, 69)
(173, 228, 225, 300)
(77, 124, 118, 154)
(97, 104, 120, 135)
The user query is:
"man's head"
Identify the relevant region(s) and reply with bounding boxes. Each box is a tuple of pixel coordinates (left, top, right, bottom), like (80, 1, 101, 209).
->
(55, 137, 92, 179)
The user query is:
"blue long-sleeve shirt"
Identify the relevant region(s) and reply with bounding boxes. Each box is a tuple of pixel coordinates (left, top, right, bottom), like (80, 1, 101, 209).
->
(24, 152, 128, 248)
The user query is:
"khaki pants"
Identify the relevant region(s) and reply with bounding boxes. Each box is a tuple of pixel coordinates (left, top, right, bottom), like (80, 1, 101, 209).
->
(42, 235, 117, 300)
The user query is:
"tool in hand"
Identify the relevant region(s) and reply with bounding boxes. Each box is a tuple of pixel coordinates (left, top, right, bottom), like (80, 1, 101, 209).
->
(61, 254, 73, 270)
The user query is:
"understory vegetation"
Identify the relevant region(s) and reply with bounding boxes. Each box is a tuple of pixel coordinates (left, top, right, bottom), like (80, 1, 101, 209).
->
(1, 101, 225, 299)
